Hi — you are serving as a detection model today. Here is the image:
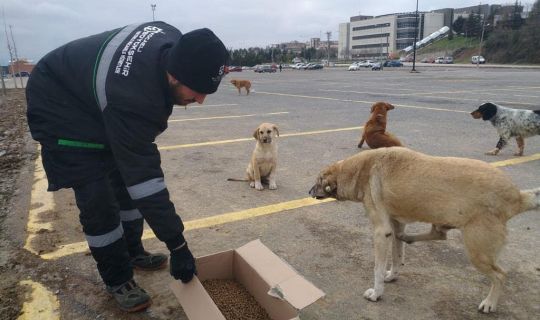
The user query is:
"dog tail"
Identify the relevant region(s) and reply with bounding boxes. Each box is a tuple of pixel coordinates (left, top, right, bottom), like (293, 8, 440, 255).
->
(227, 178, 249, 182)
(518, 187, 540, 214)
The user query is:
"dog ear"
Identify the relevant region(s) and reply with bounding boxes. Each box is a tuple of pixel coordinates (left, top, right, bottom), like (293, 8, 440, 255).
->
(370, 104, 377, 113)
(386, 103, 395, 110)
(253, 127, 260, 140)
(273, 125, 279, 137)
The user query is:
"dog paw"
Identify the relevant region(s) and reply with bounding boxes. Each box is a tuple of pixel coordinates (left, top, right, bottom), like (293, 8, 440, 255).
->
(485, 149, 499, 156)
(478, 298, 497, 313)
(255, 182, 264, 190)
(249, 182, 255, 188)
(363, 288, 382, 302)
(384, 271, 398, 283)
(269, 182, 277, 190)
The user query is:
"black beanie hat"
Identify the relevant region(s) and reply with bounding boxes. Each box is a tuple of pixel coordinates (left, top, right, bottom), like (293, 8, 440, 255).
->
(166, 28, 230, 94)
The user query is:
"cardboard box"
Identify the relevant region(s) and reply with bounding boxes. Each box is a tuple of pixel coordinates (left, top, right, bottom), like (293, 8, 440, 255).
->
(170, 239, 325, 320)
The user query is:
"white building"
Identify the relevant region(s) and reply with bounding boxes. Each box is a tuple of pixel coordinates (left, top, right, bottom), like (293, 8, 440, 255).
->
(338, 12, 445, 60)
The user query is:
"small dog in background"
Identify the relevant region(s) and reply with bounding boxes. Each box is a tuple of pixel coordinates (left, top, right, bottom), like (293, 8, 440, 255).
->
(228, 123, 279, 190)
(230, 79, 251, 95)
(471, 102, 540, 156)
(358, 102, 402, 149)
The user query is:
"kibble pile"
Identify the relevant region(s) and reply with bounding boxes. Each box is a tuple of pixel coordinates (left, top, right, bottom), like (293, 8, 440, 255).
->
(201, 279, 271, 320)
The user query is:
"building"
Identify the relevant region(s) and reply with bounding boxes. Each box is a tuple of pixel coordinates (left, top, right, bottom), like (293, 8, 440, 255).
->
(339, 11, 445, 60)
(8, 59, 34, 75)
(279, 41, 306, 54)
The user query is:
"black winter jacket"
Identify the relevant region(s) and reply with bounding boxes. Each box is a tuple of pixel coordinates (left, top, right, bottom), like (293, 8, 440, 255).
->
(26, 22, 186, 250)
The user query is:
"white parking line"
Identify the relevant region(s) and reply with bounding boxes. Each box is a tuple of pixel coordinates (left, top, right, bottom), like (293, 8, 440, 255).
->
(256, 91, 470, 113)
(168, 112, 289, 122)
(173, 103, 239, 109)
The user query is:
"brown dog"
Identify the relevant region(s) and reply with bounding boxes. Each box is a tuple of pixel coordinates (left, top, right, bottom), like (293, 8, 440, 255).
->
(357, 102, 402, 149)
(228, 123, 279, 190)
(309, 147, 540, 313)
(230, 79, 251, 95)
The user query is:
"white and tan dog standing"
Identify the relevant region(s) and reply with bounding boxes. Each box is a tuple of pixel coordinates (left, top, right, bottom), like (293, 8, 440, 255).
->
(228, 123, 279, 190)
(309, 147, 540, 313)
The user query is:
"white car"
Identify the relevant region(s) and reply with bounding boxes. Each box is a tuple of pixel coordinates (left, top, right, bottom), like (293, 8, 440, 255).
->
(358, 60, 375, 68)
(348, 63, 360, 71)
(471, 55, 486, 64)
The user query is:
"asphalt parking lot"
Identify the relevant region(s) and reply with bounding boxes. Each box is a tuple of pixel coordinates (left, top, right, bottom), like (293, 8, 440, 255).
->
(19, 66, 540, 319)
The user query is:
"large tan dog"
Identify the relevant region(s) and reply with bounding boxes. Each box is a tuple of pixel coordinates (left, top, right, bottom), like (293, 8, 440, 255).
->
(358, 102, 402, 149)
(309, 147, 539, 313)
(230, 79, 251, 95)
(228, 123, 279, 190)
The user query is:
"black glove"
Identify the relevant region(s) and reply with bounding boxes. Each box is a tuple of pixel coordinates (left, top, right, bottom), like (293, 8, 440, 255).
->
(170, 242, 197, 283)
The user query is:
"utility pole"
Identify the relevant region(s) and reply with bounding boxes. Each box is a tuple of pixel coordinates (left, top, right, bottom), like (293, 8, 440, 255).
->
(477, 17, 488, 68)
(411, 0, 419, 73)
(9, 25, 23, 88)
(151, 4, 156, 21)
(411, 0, 420, 72)
(326, 31, 331, 64)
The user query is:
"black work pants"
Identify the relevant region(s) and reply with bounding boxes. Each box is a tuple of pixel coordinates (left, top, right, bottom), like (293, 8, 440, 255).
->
(73, 167, 145, 287)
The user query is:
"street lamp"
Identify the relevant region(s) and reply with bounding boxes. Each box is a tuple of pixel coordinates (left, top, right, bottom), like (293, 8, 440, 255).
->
(411, 0, 419, 72)
(151, 4, 156, 21)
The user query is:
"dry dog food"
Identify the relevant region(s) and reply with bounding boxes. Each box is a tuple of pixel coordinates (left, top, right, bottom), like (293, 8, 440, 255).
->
(201, 279, 271, 320)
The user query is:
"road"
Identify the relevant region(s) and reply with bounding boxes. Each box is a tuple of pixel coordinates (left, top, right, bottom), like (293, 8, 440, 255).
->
(7, 66, 540, 319)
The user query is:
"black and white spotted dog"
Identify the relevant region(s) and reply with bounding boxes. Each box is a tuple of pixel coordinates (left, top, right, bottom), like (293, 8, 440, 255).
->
(471, 102, 540, 156)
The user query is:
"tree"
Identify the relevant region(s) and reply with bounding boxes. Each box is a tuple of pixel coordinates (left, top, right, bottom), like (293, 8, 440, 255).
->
(510, 0, 524, 30)
(453, 16, 465, 34)
(464, 13, 482, 37)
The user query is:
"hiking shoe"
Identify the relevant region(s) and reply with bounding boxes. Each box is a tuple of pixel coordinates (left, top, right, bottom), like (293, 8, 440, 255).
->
(131, 251, 168, 271)
(106, 279, 151, 312)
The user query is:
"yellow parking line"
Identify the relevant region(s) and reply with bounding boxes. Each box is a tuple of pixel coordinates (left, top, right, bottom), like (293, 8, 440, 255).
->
(24, 150, 56, 256)
(491, 153, 540, 167)
(158, 126, 363, 151)
(18, 280, 60, 320)
(35, 153, 540, 260)
(39, 198, 335, 260)
(168, 112, 289, 122)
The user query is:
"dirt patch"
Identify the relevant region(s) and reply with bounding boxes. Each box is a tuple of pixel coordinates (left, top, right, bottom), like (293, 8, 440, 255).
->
(0, 89, 33, 319)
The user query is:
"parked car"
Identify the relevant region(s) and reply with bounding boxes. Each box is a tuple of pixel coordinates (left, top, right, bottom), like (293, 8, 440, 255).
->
(348, 63, 360, 71)
(420, 57, 435, 63)
(14, 71, 30, 77)
(471, 55, 486, 64)
(435, 57, 444, 64)
(228, 66, 242, 72)
(306, 63, 324, 70)
(443, 56, 454, 64)
(254, 64, 276, 73)
(358, 60, 375, 68)
(383, 60, 403, 67)
(371, 62, 382, 71)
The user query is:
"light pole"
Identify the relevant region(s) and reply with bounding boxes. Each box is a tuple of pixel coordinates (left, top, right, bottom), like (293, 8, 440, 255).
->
(477, 20, 489, 68)
(151, 4, 156, 21)
(411, 0, 419, 73)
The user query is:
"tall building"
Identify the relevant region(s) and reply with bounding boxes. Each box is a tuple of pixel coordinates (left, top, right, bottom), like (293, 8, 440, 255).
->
(338, 12, 445, 60)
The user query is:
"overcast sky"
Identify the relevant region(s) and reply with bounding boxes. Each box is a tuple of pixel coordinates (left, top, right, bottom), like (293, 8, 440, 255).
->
(0, 0, 530, 64)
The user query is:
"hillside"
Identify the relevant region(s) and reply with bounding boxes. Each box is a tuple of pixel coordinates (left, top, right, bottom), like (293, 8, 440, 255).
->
(414, 36, 481, 63)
